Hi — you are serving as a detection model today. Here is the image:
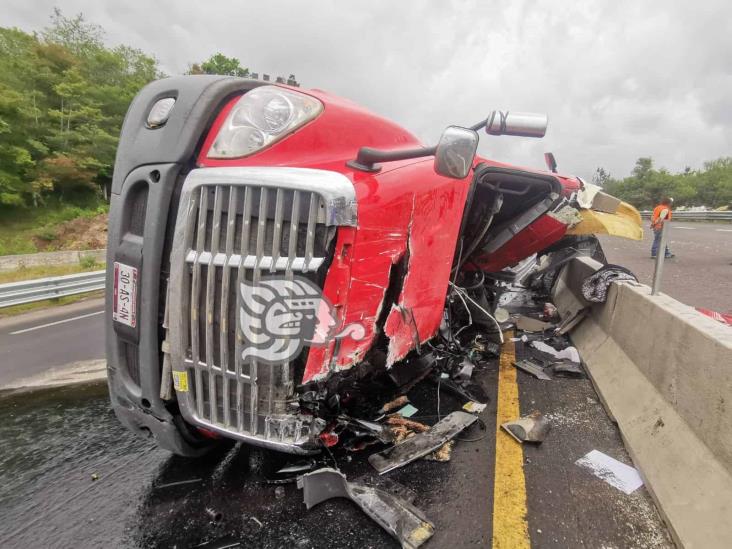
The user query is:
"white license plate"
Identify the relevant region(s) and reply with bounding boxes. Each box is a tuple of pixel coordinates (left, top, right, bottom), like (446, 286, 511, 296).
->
(113, 262, 138, 328)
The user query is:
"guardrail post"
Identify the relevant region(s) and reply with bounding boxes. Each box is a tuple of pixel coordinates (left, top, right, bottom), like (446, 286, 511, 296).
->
(651, 222, 669, 295)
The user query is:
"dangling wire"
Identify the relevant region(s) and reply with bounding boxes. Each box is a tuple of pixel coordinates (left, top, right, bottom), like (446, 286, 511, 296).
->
(448, 281, 504, 344)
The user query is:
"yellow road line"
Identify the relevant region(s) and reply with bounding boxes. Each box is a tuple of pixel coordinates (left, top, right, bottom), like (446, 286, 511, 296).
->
(492, 335, 530, 549)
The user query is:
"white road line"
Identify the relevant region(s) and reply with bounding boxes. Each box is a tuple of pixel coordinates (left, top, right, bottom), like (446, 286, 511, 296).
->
(10, 310, 104, 335)
(674, 226, 696, 230)
(716, 229, 732, 232)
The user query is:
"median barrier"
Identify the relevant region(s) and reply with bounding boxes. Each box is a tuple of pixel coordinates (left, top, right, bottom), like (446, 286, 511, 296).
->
(553, 256, 732, 548)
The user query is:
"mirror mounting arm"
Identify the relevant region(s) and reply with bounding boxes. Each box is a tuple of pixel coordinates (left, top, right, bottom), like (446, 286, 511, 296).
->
(346, 145, 437, 173)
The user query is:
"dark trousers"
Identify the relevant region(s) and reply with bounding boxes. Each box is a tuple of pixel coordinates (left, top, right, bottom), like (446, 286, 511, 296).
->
(651, 228, 671, 257)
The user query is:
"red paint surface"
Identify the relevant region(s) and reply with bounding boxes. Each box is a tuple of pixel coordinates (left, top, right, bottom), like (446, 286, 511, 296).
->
(469, 214, 569, 272)
(195, 85, 578, 381)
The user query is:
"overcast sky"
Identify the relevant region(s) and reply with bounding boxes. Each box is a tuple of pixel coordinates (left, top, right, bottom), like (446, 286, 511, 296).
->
(5, 0, 731, 179)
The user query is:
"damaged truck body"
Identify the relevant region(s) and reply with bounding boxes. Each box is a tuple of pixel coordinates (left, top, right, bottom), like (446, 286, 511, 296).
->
(106, 75, 641, 456)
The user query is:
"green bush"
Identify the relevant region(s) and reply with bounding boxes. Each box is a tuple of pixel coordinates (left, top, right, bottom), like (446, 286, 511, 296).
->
(79, 255, 99, 269)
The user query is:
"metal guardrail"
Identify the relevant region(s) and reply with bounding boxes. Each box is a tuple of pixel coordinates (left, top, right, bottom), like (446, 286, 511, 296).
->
(640, 210, 732, 221)
(0, 270, 105, 309)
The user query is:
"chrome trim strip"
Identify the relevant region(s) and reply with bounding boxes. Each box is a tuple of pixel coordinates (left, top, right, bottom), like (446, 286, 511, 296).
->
(168, 167, 356, 452)
(182, 167, 357, 226)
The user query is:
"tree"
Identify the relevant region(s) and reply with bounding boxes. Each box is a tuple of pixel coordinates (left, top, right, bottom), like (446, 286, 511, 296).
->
(595, 156, 732, 210)
(592, 167, 613, 188)
(190, 53, 249, 77)
(0, 10, 161, 208)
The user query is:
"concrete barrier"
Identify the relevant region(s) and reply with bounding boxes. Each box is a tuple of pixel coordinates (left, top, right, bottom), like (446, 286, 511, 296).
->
(0, 249, 106, 272)
(554, 257, 732, 549)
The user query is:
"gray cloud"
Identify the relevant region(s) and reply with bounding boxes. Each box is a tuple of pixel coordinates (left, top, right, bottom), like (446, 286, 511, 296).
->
(5, 0, 731, 178)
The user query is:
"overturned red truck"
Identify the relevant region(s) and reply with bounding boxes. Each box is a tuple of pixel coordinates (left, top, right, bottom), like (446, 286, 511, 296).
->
(106, 76, 641, 456)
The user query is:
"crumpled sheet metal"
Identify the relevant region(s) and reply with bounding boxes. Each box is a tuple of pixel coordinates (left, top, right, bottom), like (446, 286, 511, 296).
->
(566, 202, 643, 241)
(369, 411, 478, 474)
(501, 413, 551, 443)
(298, 468, 434, 549)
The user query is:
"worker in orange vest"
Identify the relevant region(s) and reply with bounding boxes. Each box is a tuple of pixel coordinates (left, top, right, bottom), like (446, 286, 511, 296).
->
(650, 197, 675, 258)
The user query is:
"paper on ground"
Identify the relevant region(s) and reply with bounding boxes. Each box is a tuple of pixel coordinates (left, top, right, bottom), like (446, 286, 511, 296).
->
(398, 404, 419, 417)
(576, 450, 643, 494)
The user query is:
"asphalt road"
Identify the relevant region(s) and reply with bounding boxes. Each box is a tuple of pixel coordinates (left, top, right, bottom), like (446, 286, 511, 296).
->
(0, 297, 104, 387)
(599, 221, 732, 313)
(0, 337, 670, 548)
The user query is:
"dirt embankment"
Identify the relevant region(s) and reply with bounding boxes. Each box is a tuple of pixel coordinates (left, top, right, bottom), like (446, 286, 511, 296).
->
(33, 213, 109, 251)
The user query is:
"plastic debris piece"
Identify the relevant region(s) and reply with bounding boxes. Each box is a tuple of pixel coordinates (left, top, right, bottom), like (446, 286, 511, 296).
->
(516, 315, 554, 332)
(276, 460, 318, 475)
(548, 361, 585, 378)
(530, 341, 581, 364)
(455, 358, 475, 382)
(501, 412, 551, 443)
(493, 307, 510, 323)
(462, 401, 487, 414)
(513, 359, 552, 380)
(380, 395, 409, 414)
(398, 404, 419, 418)
(575, 450, 644, 494)
(298, 468, 435, 548)
(274, 486, 285, 499)
(369, 411, 478, 474)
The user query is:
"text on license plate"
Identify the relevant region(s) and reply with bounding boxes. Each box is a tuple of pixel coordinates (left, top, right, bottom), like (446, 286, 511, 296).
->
(113, 262, 138, 328)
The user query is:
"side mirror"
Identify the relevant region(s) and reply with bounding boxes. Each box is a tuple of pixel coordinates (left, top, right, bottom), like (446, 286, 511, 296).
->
(485, 111, 548, 138)
(434, 126, 479, 179)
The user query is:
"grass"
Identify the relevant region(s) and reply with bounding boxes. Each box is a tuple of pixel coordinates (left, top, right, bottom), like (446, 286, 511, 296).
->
(0, 198, 108, 256)
(0, 290, 104, 318)
(0, 261, 104, 284)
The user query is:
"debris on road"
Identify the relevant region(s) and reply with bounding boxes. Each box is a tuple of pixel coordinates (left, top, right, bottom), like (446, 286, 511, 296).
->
(298, 467, 435, 548)
(575, 450, 644, 494)
(530, 340, 581, 364)
(581, 264, 638, 303)
(276, 460, 318, 475)
(516, 315, 555, 332)
(462, 400, 487, 414)
(397, 404, 419, 418)
(369, 411, 478, 474)
(513, 358, 553, 380)
(501, 412, 551, 443)
(547, 361, 585, 378)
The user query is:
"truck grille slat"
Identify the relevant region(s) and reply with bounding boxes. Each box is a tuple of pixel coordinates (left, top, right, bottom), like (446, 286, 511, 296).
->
(169, 168, 357, 451)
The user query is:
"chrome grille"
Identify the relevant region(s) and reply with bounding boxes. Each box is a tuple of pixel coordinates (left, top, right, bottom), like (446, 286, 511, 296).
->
(168, 167, 357, 451)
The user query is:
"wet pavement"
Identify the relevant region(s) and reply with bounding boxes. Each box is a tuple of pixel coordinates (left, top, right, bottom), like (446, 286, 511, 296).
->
(0, 346, 672, 549)
(599, 221, 732, 312)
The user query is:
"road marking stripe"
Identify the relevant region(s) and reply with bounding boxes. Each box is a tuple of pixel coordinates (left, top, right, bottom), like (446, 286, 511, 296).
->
(10, 310, 104, 335)
(674, 226, 695, 230)
(492, 334, 530, 549)
(716, 229, 732, 232)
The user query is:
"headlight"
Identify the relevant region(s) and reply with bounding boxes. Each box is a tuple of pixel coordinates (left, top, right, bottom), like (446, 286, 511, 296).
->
(208, 86, 323, 158)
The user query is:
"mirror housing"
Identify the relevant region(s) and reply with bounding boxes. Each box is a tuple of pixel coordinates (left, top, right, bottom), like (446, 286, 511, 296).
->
(485, 111, 548, 138)
(434, 126, 479, 179)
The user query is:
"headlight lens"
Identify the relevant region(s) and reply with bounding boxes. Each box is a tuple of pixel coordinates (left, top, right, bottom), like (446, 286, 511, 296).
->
(209, 86, 323, 158)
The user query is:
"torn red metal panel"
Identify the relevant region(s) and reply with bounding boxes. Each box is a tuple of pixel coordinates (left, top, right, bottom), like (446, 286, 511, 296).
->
(469, 214, 568, 273)
(302, 161, 471, 381)
(382, 167, 472, 366)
